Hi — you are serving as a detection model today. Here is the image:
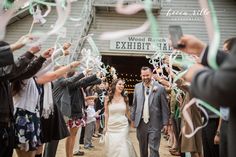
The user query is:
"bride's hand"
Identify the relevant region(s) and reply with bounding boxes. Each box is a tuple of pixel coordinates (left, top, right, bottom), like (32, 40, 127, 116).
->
(103, 128, 107, 134)
(130, 121, 135, 128)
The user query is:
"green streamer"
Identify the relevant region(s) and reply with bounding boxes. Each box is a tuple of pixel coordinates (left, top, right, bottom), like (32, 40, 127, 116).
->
(144, 0, 159, 39)
(144, 0, 168, 74)
(29, 0, 35, 15)
(60, 0, 66, 8)
(207, 0, 220, 70)
(144, 0, 160, 52)
(32, 0, 57, 6)
(28, 0, 67, 8)
(3, 0, 14, 9)
(100, 114, 105, 128)
(170, 52, 195, 83)
(173, 54, 195, 69)
(197, 99, 221, 117)
(173, 70, 188, 83)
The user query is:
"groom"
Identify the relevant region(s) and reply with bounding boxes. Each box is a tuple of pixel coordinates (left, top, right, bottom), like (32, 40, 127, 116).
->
(131, 67, 169, 157)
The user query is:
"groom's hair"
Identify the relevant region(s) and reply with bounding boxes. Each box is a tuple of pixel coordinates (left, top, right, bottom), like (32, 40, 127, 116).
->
(141, 66, 152, 72)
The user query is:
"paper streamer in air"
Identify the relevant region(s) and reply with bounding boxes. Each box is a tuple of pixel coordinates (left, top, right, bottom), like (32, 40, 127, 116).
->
(116, 0, 144, 15)
(198, 0, 220, 70)
(100, 0, 150, 40)
(182, 98, 209, 138)
(182, 98, 221, 138)
(0, 0, 28, 40)
(27, 0, 71, 47)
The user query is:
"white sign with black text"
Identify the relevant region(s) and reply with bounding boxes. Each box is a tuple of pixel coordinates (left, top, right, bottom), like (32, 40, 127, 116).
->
(110, 36, 172, 53)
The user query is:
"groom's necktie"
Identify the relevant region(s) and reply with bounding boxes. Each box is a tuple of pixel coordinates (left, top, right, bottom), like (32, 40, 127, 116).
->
(143, 86, 150, 123)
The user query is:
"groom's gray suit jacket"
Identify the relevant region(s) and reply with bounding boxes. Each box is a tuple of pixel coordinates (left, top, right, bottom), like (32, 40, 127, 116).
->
(131, 81, 169, 129)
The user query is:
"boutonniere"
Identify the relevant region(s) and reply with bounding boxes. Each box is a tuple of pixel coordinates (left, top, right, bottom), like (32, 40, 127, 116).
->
(152, 86, 158, 93)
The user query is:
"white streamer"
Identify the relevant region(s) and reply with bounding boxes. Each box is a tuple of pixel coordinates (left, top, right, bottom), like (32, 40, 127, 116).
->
(0, 0, 28, 40)
(182, 98, 209, 138)
(27, 0, 71, 47)
(100, 20, 150, 40)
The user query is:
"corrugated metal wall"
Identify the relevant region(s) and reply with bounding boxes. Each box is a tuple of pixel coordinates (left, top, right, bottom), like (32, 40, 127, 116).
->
(84, 0, 236, 56)
(5, 0, 85, 57)
(4, 0, 236, 57)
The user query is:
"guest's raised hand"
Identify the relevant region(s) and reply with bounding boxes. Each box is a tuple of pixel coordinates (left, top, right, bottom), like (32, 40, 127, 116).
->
(192, 55, 201, 64)
(41, 48, 54, 58)
(96, 71, 102, 78)
(112, 74, 117, 80)
(63, 42, 71, 50)
(163, 55, 170, 65)
(152, 74, 158, 81)
(101, 77, 106, 82)
(153, 74, 161, 82)
(70, 61, 80, 69)
(63, 50, 70, 56)
(85, 68, 92, 75)
(10, 35, 31, 51)
(29, 45, 41, 54)
(183, 64, 204, 82)
(173, 35, 206, 56)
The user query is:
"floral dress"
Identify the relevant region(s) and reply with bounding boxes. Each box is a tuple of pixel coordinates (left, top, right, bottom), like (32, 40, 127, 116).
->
(13, 78, 42, 151)
(14, 108, 41, 151)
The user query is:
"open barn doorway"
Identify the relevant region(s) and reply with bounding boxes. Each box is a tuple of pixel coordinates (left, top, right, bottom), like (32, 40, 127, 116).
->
(102, 55, 150, 105)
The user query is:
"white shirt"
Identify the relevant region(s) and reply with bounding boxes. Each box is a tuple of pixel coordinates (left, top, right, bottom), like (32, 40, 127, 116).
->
(142, 84, 151, 123)
(13, 78, 40, 113)
(86, 105, 96, 124)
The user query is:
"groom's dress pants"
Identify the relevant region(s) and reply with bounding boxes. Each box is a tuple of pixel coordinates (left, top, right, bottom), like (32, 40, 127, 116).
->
(137, 119, 161, 157)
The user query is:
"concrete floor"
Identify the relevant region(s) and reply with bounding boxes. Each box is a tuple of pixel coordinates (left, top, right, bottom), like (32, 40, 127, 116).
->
(13, 128, 173, 157)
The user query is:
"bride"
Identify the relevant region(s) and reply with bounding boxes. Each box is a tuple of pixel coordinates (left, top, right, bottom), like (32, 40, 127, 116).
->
(104, 79, 137, 157)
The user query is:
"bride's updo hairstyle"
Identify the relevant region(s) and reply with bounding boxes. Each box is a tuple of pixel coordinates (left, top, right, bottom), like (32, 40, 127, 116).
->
(108, 78, 129, 105)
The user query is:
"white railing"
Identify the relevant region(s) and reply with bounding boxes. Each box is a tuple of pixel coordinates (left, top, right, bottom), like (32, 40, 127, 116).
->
(71, 0, 94, 53)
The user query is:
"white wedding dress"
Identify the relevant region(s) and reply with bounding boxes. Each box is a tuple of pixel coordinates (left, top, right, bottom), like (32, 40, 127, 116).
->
(105, 100, 137, 157)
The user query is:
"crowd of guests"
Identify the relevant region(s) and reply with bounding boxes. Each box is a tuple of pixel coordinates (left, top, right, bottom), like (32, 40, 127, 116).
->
(1, 34, 236, 157)
(0, 36, 109, 157)
(154, 36, 236, 157)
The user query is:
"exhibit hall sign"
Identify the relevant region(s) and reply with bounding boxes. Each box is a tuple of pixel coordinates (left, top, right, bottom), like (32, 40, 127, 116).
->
(110, 36, 172, 53)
